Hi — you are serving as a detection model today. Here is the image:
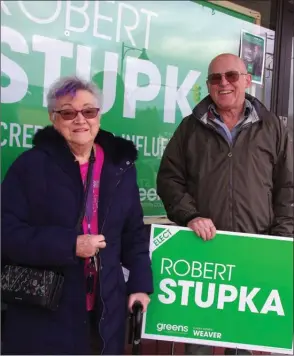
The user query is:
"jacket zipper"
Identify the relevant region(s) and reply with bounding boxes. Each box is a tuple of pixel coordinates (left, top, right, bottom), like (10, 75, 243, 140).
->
(98, 161, 134, 355)
(204, 121, 251, 231)
(230, 124, 251, 230)
(205, 122, 235, 229)
(228, 151, 234, 230)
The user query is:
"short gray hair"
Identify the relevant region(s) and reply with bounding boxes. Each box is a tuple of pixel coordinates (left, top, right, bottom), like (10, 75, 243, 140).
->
(46, 76, 103, 112)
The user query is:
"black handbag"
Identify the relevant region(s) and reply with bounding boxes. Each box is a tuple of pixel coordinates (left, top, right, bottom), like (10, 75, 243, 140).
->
(1, 149, 95, 311)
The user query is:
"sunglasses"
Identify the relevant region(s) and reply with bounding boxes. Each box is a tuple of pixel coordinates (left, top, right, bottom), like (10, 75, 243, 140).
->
(207, 71, 247, 85)
(53, 108, 100, 120)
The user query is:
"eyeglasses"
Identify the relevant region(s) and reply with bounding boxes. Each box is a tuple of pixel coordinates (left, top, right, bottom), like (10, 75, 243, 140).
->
(53, 108, 100, 120)
(207, 71, 247, 85)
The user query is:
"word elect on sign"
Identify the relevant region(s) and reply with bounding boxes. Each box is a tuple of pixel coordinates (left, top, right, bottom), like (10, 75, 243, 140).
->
(158, 257, 285, 316)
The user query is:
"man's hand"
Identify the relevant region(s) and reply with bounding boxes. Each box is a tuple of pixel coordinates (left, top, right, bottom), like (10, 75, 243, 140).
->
(128, 293, 150, 313)
(187, 217, 216, 241)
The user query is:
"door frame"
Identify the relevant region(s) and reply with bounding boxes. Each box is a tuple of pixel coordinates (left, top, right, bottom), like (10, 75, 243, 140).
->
(271, 0, 294, 118)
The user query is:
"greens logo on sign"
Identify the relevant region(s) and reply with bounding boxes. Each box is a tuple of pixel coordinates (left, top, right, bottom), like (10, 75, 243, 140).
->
(143, 225, 293, 354)
(156, 323, 188, 333)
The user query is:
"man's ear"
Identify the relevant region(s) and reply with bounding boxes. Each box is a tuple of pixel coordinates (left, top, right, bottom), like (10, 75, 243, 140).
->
(245, 74, 252, 88)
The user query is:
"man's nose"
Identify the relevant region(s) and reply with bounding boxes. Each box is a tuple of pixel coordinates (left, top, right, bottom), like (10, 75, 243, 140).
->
(219, 74, 229, 86)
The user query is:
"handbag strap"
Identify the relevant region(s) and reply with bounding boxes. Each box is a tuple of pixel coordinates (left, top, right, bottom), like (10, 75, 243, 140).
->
(75, 147, 95, 231)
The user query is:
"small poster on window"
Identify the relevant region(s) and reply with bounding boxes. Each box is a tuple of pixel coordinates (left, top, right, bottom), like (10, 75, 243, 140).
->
(240, 30, 266, 85)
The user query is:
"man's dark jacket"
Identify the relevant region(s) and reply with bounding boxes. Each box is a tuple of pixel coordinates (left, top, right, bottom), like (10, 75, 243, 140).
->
(157, 94, 293, 237)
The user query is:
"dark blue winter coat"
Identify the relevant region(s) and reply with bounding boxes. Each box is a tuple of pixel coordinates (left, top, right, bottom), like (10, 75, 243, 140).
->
(1, 126, 153, 355)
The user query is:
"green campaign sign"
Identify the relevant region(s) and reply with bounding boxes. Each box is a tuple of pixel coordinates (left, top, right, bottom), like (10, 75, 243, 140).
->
(1, 1, 260, 216)
(142, 225, 293, 354)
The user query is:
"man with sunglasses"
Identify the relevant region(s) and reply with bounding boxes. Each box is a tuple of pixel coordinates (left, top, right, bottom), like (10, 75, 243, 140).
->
(157, 53, 293, 355)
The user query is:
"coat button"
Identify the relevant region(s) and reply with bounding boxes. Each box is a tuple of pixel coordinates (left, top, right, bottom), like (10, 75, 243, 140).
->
(126, 161, 130, 165)
(228, 152, 233, 157)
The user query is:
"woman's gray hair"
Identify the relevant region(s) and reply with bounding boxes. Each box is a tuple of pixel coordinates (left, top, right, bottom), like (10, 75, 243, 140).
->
(46, 76, 103, 112)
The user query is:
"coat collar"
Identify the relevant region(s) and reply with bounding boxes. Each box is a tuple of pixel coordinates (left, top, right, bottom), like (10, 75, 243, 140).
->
(192, 93, 269, 123)
(32, 125, 138, 165)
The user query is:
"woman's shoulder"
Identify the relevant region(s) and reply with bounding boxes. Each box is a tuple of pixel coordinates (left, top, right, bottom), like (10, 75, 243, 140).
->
(97, 130, 138, 165)
(5, 147, 48, 177)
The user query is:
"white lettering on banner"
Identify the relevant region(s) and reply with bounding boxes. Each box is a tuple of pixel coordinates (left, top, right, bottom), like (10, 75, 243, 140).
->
(18, 0, 62, 24)
(157, 322, 188, 333)
(8, 123, 21, 148)
(140, 8, 158, 50)
(1, 122, 44, 148)
(101, 52, 119, 113)
(193, 330, 222, 339)
(121, 134, 170, 158)
(123, 57, 161, 119)
(1, 3, 201, 122)
(1, 26, 29, 103)
(139, 188, 160, 202)
(260, 290, 285, 316)
(76, 45, 91, 81)
(93, 0, 113, 41)
(238, 286, 260, 313)
(160, 258, 236, 281)
(32, 35, 74, 107)
(157, 279, 285, 316)
(1, 1, 157, 49)
(164, 66, 201, 123)
(194, 281, 215, 308)
(1, 1, 11, 16)
(178, 280, 195, 306)
(1, 26, 200, 122)
(116, 2, 139, 46)
(158, 278, 176, 304)
(152, 227, 179, 251)
(65, 1, 90, 34)
(217, 284, 238, 309)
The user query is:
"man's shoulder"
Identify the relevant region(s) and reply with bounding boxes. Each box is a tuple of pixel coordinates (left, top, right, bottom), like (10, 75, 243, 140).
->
(177, 96, 213, 132)
(176, 112, 205, 137)
(247, 94, 283, 130)
(192, 95, 212, 119)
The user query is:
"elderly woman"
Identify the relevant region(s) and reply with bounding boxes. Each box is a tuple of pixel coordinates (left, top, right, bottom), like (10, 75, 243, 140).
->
(1, 76, 153, 355)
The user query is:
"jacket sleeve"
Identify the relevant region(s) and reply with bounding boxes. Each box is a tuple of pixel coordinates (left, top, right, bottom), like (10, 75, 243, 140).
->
(1, 157, 79, 267)
(271, 120, 294, 237)
(157, 117, 200, 226)
(121, 166, 153, 295)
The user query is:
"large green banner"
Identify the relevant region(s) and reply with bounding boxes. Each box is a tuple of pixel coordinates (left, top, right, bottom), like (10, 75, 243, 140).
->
(142, 224, 293, 354)
(1, 1, 259, 216)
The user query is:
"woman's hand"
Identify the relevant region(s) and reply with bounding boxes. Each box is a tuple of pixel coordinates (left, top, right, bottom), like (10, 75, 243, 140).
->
(128, 293, 150, 313)
(76, 234, 106, 258)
